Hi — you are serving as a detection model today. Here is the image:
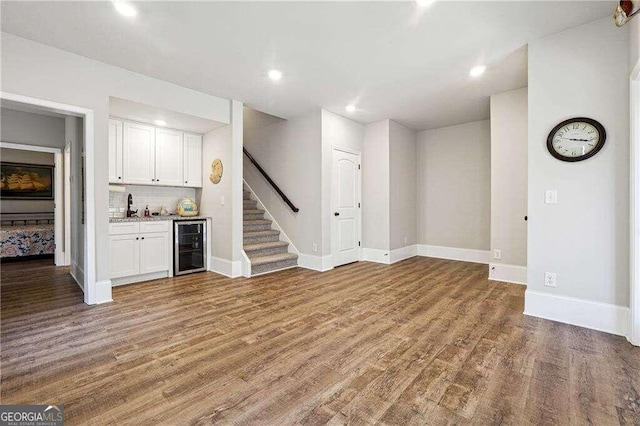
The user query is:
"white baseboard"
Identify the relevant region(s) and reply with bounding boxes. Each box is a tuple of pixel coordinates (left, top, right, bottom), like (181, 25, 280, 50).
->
(111, 271, 169, 287)
(390, 245, 417, 263)
(524, 289, 629, 337)
(363, 245, 417, 265)
(71, 260, 84, 291)
(489, 263, 527, 285)
(94, 279, 113, 304)
(209, 256, 242, 278)
(298, 254, 333, 272)
(416, 244, 490, 264)
(362, 248, 391, 264)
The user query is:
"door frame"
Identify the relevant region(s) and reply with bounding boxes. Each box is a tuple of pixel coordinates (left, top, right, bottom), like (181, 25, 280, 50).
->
(331, 145, 362, 267)
(0, 141, 65, 266)
(630, 60, 640, 346)
(1, 91, 100, 305)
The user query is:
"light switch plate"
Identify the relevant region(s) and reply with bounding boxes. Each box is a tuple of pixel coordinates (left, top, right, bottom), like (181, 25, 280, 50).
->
(493, 249, 502, 260)
(220, 196, 225, 206)
(545, 190, 558, 204)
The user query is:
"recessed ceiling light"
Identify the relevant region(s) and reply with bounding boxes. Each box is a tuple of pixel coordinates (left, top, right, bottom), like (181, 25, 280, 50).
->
(469, 65, 486, 77)
(346, 104, 356, 113)
(154, 120, 167, 126)
(113, 2, 137, 17)
(415, 0, 436, 7)
(268, 70, 283, 81)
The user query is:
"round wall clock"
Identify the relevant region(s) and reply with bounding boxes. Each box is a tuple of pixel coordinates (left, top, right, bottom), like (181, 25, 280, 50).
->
(547, 117, 606, 162)
(209, 159, 223, 184)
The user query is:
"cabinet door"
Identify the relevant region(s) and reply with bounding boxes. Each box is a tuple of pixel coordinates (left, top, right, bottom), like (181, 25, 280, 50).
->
(123, 122, 156, 185)
(183, 133, 203, 187)
(108, 119, 123, 183)
(139, 232, 170, 274)
(110, 234, 140, 278)
(155, 128, 184, 186)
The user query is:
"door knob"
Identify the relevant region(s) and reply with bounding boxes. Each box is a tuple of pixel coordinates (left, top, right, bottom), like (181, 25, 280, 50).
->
(334, 212, 340, 216)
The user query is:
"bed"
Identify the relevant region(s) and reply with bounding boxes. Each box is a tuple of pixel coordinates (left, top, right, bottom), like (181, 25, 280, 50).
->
(1, 213, 55, 259)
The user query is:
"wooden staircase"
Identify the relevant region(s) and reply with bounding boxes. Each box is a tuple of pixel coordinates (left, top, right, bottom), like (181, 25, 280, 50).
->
(243, 188, 298, 275)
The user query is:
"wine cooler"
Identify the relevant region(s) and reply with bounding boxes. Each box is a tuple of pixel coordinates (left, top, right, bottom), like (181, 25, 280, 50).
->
(174, 220, 207, 276)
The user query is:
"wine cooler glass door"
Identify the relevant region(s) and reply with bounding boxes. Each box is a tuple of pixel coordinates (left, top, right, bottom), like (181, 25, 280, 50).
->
(175, 221, 207, 275)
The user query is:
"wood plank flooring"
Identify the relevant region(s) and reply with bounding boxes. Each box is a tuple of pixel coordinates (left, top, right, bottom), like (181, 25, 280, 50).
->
(1, 257, 639, 425)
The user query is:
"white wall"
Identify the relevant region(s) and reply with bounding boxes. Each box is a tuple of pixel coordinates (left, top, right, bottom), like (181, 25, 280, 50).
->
(389, 121, 417, 250)
(416, 120, 491, 251)
(243, 110, 323, 256)
(67, 116, 85, 286)
(630, 17, 639, 72)
(490, 88, 528, 267)
(1, 108, 65, 148)
(321, 110, 364, 257)
(200, 125, 234, 261)
(362, 120, 390, 251)
(1, 33, 230, 300)
(0, 148, 55, 214)
(527, 18, 629, 308)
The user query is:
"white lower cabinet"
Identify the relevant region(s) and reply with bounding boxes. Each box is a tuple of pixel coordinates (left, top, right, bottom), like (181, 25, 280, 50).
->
(109, 221, 171, 284)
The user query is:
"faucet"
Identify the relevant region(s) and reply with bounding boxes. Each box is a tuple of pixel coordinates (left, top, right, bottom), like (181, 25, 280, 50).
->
(126, 194, 138, 218)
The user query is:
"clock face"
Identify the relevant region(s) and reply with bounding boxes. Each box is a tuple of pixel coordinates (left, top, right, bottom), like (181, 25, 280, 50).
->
(547, 117, 606, 162)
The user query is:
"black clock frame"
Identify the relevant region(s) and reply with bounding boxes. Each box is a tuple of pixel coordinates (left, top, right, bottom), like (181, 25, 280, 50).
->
(546, 117, 606, 162)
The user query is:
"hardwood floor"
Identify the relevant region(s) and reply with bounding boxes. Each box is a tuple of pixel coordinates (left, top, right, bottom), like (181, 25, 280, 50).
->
(1, 257, 639, 425)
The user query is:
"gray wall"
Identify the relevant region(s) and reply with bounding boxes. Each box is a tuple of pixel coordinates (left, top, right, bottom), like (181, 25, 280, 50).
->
(200, 125, 233, 260)
(0, 148, 55, 214)
(631, 16, 639, 72)
(1, 107, 65, 148)
(490, 88, 528, 266)
(417, 120, 491, 250)
(243, 109, 323, 256)
(528, 17, 629, 306)
(362, 120, 390, 251)
(389, 120, 417, 250)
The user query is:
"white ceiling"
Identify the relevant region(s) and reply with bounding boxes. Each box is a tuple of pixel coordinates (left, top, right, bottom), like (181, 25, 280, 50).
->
(1, 1, 612, 131)
(109, 97, 225, 134)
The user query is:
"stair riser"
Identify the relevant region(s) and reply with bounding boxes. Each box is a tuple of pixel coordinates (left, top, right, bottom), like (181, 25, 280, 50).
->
(251, 258, 298, 275)
(243, 201, 258, 209)
(244, 223, 272, 232)
(243, 212, 264, 220)
(243, 193, 251, 200)
(246, 245, 289, 259)
(244, 234, 280, 244)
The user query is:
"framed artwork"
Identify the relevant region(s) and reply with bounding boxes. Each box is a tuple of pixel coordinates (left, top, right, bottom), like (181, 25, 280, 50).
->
(0, 162, 54, 200)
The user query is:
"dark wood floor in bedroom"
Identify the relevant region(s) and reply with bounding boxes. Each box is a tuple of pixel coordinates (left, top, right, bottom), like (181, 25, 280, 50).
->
(1, 257, 639, 425)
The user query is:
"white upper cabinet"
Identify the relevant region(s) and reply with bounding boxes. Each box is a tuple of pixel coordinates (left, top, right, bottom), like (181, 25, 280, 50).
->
(155, 128, 184, 187)
(183, 133, 203, 187)
(108, 119, 123, 183)
(123, 122, 156, 185)
(114, 119, 203, 187)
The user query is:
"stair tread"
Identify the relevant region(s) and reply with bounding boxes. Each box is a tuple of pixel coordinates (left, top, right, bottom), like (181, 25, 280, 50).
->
(243, 209, 264, 214)
(244, 241, 289, 251)
(244, 229, 280, 236)
(244, 219, 272, 224)
(250, 252, 298, 266)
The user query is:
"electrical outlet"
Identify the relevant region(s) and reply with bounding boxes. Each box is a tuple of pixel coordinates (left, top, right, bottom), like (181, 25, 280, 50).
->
(544, 272, 557, 287)
(312, 243, 318, 253)
(493, 249, 502, 260)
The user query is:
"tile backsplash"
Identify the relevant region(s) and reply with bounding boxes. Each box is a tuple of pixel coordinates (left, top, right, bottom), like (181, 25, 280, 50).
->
(109, 185, 197, 217)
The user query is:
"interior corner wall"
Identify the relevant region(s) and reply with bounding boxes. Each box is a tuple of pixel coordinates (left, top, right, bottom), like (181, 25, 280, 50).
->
(243, 110, 322, 256)
(527, 17, 629, 307)
(200, 124, 233, 261)
(416, 120, 491, 251)
(362, 120, 390, 251)
(1, 32, 230, 297)
(321, 110, 364, 257)
(389, 121, 417, 250)
(490, 88, 528, 267)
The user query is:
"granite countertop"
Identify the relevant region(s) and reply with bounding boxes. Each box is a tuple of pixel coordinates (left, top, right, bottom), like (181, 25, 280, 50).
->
(109, 215, 210, 223)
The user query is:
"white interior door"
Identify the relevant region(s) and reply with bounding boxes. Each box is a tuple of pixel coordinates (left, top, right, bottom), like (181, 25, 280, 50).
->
(332, 148, 361, 267)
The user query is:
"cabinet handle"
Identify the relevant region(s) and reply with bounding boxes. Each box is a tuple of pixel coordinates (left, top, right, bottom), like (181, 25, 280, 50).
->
(136, 237, 139, 240)
(118, 176, 122, 180)
(185, 181, 188, 184)
(141, 237, 145, 240)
